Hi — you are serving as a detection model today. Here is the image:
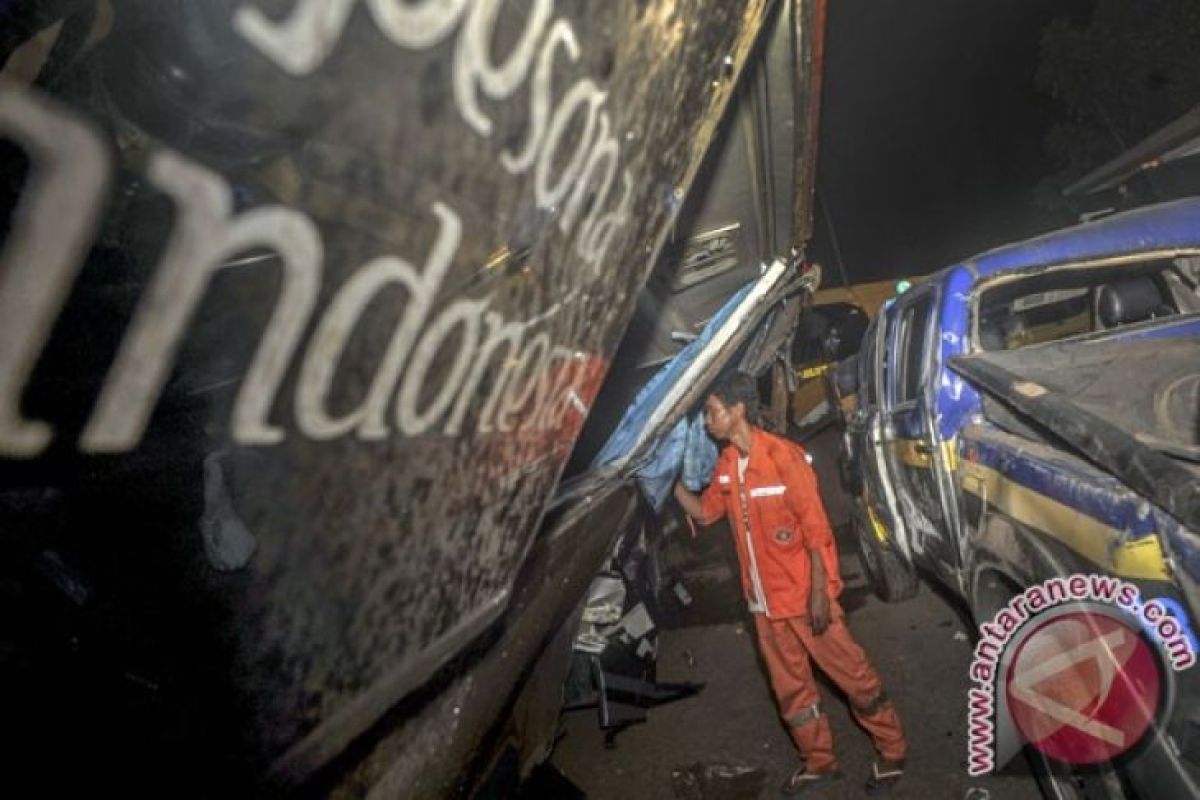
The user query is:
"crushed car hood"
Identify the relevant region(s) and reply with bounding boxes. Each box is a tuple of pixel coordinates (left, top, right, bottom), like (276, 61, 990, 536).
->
(950, 321, 1200, 533)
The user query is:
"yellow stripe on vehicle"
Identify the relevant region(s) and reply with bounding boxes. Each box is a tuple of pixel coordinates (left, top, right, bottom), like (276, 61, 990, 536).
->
(888, 438, 959, 470)
(961, 462, 1169, 581)
(866, 499, 891, 544)
(796, 363, 832, 382)
(943, 440, 959, 471)
(893, 439, 931, 469)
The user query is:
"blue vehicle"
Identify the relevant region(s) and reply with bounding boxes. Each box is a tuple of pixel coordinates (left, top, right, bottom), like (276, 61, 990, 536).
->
(845, 199, 1200, 798)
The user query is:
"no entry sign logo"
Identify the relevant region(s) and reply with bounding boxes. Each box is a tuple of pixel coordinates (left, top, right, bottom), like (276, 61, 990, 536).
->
(1005, 610, 1162, 764)
(966, 575, 1196, 776)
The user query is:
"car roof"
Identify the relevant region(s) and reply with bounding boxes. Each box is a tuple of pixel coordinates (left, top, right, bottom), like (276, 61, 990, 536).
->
(937, 197, 1200, 285)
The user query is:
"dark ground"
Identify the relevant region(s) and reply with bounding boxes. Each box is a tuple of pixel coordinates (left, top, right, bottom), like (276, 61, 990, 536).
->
(546, 432, 1040, 800)
(547, 550, 1040, 799)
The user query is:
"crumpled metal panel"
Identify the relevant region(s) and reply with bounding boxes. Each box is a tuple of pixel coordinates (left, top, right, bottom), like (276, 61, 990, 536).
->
(0, 0, 774, 785)
(951, 336, 1200, 533)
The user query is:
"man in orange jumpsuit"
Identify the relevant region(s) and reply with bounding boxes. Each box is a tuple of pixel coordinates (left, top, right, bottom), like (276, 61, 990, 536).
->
(674, 374, 906, 795)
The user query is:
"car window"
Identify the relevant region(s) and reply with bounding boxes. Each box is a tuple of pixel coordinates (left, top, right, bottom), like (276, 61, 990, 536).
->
(881, 313, 896, 406)
(976, 256, 1200, 351)
(979, 285, 1095, 350)
(894, 293, 934, 405)
(860, 318, 878, 406)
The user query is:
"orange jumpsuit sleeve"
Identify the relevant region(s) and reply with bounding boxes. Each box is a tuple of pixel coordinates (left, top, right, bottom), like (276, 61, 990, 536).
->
(777, 444, 842, 596)
(695, 472, 728, 526)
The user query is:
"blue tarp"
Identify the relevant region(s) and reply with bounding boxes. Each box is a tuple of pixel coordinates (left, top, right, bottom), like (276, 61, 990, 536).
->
(593, 284, 751, 509)
(632, 416, 689, 510)
(624, 412, 720, 510)
(682, 413, 719, 492)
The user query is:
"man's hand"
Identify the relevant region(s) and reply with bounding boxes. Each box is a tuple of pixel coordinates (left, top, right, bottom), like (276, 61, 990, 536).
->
(674, 481, 705, 528)
(809, 587, 831, 635)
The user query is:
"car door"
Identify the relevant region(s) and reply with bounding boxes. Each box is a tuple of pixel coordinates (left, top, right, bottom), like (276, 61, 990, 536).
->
(845, 312, 910, 559)
(841, 315, 879, 498)
(880, 287, 959, 573)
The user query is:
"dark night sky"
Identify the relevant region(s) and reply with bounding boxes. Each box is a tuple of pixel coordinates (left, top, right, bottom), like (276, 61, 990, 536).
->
(809, 0, 1093, 284)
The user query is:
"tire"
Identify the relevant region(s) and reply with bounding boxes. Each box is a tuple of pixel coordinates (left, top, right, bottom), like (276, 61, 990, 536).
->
(852, 508, 919, 602)
(1030, 749, 1134, 800)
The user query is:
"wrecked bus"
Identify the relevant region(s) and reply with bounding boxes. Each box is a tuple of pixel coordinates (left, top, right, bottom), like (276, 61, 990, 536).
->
(0, 0, 825, 796)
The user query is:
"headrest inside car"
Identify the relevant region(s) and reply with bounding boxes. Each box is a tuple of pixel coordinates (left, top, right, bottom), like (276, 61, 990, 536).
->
(1098, 276, 1172, 328)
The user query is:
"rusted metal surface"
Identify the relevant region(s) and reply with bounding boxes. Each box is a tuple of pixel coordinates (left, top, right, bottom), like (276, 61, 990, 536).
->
(769, 360, 789, 432)
(790, 0, 827, 250)
(332, 483, 643, 799)
(0, 0, 784, 790)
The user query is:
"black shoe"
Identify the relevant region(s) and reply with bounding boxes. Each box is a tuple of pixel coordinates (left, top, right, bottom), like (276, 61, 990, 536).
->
(864, 758, 905, 794)
(780, 766, 842, 796)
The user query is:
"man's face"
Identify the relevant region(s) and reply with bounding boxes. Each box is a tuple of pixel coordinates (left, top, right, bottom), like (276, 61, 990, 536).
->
(704, 395, 739, 440)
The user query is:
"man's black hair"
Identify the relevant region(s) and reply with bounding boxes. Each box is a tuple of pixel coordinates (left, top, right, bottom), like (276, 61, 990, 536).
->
(709, 372, 760, 423)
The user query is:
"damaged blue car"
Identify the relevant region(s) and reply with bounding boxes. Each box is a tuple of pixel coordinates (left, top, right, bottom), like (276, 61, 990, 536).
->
(843, 198, 1200, 798)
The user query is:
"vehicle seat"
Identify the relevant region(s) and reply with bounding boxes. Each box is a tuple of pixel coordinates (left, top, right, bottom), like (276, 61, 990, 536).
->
(978, 324, 1006, 350)
(1097, 276, 1174, 328)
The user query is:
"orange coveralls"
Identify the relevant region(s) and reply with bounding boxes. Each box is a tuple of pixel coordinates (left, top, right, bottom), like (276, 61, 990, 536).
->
(696, 428, 906, 772)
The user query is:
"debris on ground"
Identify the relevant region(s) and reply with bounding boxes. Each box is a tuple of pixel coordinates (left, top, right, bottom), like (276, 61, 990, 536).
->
(670, 762, 766, 800)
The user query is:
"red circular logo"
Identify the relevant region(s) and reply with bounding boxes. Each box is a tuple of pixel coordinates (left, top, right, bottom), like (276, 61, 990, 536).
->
(1005, 610, 1162, 765)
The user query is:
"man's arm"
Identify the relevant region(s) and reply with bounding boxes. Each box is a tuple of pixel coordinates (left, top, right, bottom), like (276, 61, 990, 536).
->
(808, 543, 831, 634)
(777, 443, 838, 633)
(674, 479, 725, 529)
(779, 446, 835, 550)
(674, 481, 706, 520)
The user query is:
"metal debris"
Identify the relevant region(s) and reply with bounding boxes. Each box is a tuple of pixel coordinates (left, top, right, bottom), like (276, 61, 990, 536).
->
(671, 762, 766, 800)
(581, 574, 627, 625)
(674, 581, 694, 606)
